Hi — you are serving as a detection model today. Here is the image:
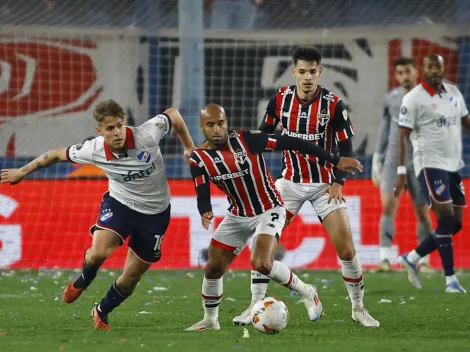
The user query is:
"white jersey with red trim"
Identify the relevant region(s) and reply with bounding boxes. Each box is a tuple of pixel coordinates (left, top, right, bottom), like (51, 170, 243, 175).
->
(398, 81, 469, 175)
(67, 114, 172, 214)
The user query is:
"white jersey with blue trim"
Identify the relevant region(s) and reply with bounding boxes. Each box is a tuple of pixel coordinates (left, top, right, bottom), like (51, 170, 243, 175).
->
(67, 114, 172, 214)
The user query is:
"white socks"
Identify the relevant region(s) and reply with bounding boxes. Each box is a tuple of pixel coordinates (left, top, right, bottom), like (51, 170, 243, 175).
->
(201, 277, 223, 321)
(341, 255, 364, 309)
(268, 260, 309, 296)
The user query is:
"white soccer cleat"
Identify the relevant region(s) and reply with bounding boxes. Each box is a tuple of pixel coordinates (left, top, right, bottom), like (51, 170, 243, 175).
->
(233, 304, 255, 326)
(352, 307, 380, 328)
(445, 281, 467, 293)
(184, 319, 220, 331)
(302, 284, 323, 322)
(398, 254, 422, 289)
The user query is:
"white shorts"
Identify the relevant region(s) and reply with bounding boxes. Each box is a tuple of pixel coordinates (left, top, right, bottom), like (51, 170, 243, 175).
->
(211, 206, 286, 255)
(275, 178, 347, 222)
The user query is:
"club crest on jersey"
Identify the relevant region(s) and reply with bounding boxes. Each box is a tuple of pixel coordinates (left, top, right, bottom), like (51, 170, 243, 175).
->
(100, 209, 113, 222)
(137, 150, 151, 164)
(449, 96, 458, 107)
(318, 109, 330, 126)
(234, 149, 247, 164)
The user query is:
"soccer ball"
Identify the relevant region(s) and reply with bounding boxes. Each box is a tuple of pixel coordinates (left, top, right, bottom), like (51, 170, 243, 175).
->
(251, 297, 289, 334)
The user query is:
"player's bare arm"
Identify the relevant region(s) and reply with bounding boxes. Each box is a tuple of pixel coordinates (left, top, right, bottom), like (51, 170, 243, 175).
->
(1, 148, 68, 185)
(394, 126, 411, 197)
(163, 107, 196, 162)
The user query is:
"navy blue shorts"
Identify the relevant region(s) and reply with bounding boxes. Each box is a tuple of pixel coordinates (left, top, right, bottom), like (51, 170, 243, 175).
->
(90, 192, 171, 263)
(417, 168, 467, 207)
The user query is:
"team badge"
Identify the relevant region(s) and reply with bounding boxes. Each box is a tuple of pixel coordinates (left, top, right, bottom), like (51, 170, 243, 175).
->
(318, 109, 330, 126)
(137, 150, 151, 164)
(234, 148, 247, 164)
(100, 209, 113, 222)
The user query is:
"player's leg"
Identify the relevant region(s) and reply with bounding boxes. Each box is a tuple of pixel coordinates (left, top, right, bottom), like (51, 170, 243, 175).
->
(233, 178, 304, 325)
(250, 207, 323, 323)
(92, 249, 151, 331)
(313, 187, 379, 327)
(407, 166, 433, 272)
(185, 214, 248, 331)
(92, 204, 171, 330)
(63, 193, 129, 303)
(378, 162, 399, 271)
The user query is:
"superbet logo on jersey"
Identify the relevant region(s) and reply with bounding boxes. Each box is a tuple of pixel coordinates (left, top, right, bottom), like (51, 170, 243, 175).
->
(0, 40, 101, 117)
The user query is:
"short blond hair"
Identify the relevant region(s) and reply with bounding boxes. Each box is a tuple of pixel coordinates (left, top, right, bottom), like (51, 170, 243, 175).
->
(93, 99, 125, 123)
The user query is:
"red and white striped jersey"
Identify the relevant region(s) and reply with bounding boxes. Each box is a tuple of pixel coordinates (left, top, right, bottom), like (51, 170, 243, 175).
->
(189, 130, 283, 217)
(262, 85, 354, 184)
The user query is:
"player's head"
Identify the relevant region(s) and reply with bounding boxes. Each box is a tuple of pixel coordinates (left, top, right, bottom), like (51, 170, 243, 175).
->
(394, 57, 417, 90)
(93, 99, 127, 151)
(292, 46, 322, 95)
(200, 103, 229, 148)
(422, 53, 445, 88)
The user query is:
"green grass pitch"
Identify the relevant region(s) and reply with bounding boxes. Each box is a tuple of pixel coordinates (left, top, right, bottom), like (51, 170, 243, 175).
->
(1, 269, 469, 352)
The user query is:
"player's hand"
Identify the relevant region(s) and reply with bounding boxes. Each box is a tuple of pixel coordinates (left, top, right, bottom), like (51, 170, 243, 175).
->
(201, 211, 214, 230)
(1, 168, 26, 185)
(336, 157, 363, 174)
(322, 183, 345, 204)
(394, 174, 407, 197)
(184, 146, 196, 163)
(371, 153, 382, 186)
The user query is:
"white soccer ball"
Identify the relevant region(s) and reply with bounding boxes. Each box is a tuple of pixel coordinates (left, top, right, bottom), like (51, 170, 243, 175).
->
(251, 296, 289, 334)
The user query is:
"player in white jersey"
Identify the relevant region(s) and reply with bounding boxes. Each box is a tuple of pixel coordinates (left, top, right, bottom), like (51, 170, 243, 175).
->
(372, 57, 432, 272)
(1, 99, 196, 329)
(394, 54, 470, 293)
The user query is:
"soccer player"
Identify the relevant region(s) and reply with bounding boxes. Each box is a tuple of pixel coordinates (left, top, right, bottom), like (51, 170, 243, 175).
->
(232, 45, 380, 327)
(372, 57, 432, 272)
(1, 99, 196, 329)
(185, 103, 363, 331)
(395, 53, 469, 293)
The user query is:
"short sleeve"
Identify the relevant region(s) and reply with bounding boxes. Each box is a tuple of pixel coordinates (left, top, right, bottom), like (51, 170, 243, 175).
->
(457, 89, 469, 118)
(332, 99, 355, 141)
(67, 139, 96, 164)
(141, 113, 172, 145)
(398, 94, 417, 130)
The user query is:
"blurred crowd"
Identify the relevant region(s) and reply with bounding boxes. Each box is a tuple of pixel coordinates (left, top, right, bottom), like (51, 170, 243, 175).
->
(1, 0, 469, 32)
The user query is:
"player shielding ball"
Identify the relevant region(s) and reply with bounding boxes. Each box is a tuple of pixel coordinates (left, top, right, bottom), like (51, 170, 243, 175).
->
(1, 99, 196, 329)
(232, 46, 380, 327)
(184, 103, 362, 331)
(395, 54, 470, 293)
(372, 57, 432, 272)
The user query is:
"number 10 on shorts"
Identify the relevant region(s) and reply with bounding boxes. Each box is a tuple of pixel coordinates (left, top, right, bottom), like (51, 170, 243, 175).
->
(154, 235, 163, 251)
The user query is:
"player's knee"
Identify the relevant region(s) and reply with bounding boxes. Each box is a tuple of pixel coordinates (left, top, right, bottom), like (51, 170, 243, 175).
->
(86, 248, 110, 266)
(251, 257, 273, 276)
(435, 215, 456, 235)
(337, 247, 356, 261)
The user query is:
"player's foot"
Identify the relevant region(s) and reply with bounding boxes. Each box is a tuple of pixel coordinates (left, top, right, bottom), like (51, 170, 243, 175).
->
(233, 303, 255, 326)
(445, 281, 467, 293)
(63, 278, 85, 304)
(418, 262, 434, 273)
(398, 254, 422, 289)
(301, 284, 323, 322)
(377, 259, 391, 272)
(91, 305, 110, 331)
(184, 319, 220, 331)
(351, 307, 380, 327)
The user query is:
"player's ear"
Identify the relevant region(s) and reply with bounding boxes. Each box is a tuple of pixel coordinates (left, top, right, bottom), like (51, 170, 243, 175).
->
(318, 66, 323, 77)
(291, 66, 296, 77)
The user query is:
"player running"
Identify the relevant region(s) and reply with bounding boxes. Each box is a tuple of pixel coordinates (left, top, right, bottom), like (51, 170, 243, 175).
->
(372, 57, 432, 272)
(395, 54, 470, 293)
(1, 99, 196, 330)
(184, 103, 363, 331)
(232, 45, 380, 328)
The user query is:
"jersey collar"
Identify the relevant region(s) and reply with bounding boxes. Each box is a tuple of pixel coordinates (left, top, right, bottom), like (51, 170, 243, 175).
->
(104, 127, 136, 160)
(421, 79, 446, 97)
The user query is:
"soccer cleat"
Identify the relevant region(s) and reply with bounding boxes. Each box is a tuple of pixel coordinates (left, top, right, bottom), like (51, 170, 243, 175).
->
(91, 305, 110, 331)
(63, 278, 85, 304)
(377, 259, 391, 272)
(301, 284, 323, 322)
(445, 281, 467, 293)
(184, 319, 220, 331)
(233, 304, 255, 326)
(398, 254, 422, 289)
(418, 263, 434, 273)
(352, 307, 380, 327)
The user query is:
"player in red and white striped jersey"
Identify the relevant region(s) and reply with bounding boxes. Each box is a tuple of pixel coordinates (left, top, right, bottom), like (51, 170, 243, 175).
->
(233, 46, 380, 328)
(184, 103, 362, 331)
